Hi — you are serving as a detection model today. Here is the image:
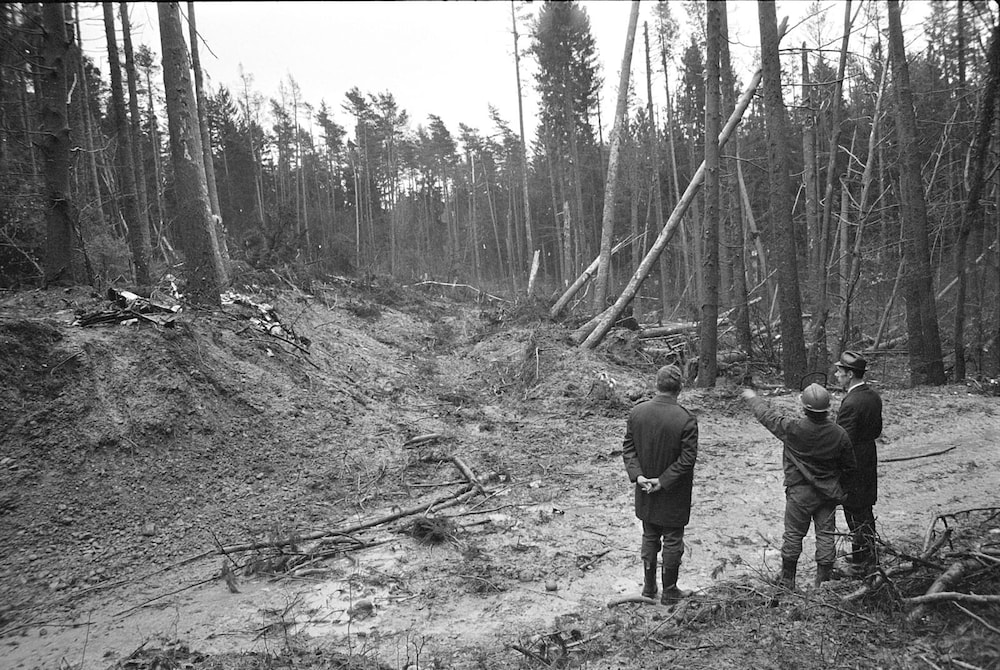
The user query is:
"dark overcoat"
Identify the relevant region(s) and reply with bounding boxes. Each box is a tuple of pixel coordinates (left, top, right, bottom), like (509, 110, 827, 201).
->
(836, 384, 883, 508)
(622, 394, 698, 527)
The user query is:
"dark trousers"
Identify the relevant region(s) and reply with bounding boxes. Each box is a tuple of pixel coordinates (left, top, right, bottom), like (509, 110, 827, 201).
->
(783, 485, 837, 565)
(641, 521, 685, 568)
(843, 505, 877, 565)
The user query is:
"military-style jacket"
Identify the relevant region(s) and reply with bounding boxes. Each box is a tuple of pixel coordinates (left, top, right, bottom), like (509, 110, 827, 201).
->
(622, 394, 698, 527)
(747, 396, 857, 503)
(836, 383, 883, 508)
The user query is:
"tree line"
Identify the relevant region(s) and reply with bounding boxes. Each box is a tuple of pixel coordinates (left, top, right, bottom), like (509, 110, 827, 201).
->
(1, 1, 998, 387)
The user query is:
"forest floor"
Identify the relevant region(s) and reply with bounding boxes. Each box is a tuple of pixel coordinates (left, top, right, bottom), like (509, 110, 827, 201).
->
(0, 274, 998, 670)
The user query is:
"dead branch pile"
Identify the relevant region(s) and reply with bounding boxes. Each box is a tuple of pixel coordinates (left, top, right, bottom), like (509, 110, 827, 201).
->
(841, 507, 1000, 621)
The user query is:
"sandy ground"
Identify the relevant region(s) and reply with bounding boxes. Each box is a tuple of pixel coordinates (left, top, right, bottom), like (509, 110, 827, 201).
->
(1, 285, 998, 669)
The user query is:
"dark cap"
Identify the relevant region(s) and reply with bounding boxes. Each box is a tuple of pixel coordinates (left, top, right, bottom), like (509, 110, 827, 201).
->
(835, 351, 867, 374)
(800, 383, 831, 412)
(656, 364, 682, 389)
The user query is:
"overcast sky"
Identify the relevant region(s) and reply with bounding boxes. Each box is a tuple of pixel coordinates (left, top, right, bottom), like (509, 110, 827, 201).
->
(77, 1, 932, 141)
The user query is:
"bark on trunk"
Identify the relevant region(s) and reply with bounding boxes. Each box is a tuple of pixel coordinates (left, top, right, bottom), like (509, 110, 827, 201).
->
(594, 0, 640, 310)
(40, 3, 77, 284)
(104, 2, 151, 284)
(887, 0, 946, 385)
(187, 1, 230, 275)
(158, 1, 222, 305)
(757, 1, 807, 387)
(697, 1, 722, 387)
(954, 19, 999, 381)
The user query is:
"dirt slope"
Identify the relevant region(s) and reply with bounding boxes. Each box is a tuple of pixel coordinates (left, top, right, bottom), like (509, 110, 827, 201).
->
(0, 279, 998, 670)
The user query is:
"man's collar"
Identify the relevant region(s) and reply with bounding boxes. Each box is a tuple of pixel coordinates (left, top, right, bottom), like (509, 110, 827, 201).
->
(846, 380, 867, 393)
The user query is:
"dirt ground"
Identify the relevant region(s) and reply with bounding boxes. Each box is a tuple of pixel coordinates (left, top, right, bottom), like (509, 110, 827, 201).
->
(0, 277, 998, 670)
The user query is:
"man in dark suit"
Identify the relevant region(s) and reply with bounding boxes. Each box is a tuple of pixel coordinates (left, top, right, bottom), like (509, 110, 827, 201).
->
(622, 365, 698, 605)
(834, 351, 883, 574)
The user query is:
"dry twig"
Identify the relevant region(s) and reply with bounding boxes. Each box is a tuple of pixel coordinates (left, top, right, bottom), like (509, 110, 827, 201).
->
(953, 602, 1000, 636)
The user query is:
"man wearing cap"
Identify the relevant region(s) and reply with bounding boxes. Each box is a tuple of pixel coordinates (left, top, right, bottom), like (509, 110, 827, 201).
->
(741, 384, 857, 589)
(622, 364, 698, 605)
(834, 351, 883, 574)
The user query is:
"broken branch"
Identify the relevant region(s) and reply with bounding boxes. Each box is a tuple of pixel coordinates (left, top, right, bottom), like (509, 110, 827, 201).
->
(216, 486, 480, 554)
(451, 455, 487, 496)
(883, 446, 957, 463)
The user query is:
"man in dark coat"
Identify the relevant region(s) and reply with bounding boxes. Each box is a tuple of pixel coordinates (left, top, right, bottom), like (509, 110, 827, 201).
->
(622, 364, 698, 605)
(741, 384, 857, 589)
(834, 351, 883, 574)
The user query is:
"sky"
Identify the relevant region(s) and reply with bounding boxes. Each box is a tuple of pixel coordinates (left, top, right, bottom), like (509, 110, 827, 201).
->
(77, 1, 934, 143)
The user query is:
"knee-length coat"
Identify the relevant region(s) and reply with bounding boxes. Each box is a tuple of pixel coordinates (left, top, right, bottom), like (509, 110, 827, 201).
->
(622, 394, 698, 527)
(836, 384, 883, 508)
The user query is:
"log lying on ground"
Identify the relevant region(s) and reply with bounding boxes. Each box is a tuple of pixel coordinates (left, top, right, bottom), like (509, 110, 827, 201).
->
(638, 322, 698, 338)
(906, 557, 988, 621)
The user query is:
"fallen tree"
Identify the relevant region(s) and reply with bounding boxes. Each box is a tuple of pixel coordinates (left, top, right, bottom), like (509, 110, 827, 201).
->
(569, 19, 788, 350)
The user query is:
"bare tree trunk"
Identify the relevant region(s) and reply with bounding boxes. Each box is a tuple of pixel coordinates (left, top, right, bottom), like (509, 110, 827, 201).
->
(572, 26, 785, 349)
(119, 3, 152, 253)
(954, 19, 999, 381)
(70, 2, 107, 234)
(629, 148, 642, 321)
(887, 0, 946, 385)
(40, 2, 77, 284)
(158, 1, 221, 304)
(698, 0, 722, 387)
(661, 53, 685, 314)
(838, 62, 887, 356)
(594, 0, 640, 310)
(757, 2, 806, 387)
(801, 46, 820, 298)
(719, 4, 753, 359)
(187, 1, 229, 274)
(644, 23, 667, 326)
(470, 152, 481, 286)
(103, 2, 151, 284)
(811, 0, 855, 370)
(511, 1, 534, 285)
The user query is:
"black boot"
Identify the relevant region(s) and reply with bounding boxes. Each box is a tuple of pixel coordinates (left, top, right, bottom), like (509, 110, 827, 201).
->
(815, 563, 833, 587)
(641, 557, 658, 599)
(776, 558, 797, 590)
(660, 565, 691, 606)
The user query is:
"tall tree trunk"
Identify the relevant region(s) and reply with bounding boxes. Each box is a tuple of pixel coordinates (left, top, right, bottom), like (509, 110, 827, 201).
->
(103, 1, 151, 284)
(572, 30, 783, 348)
(187, 2, 229, 273)
(661, 50, 685, 314)
(594, 0, 640, 311)
(954, 18, 1000, 381)
(143, 63, 167, 254)
(40, 2, 77, 284)
(72, 2, 107, 232)
(697, 1, 722, 387)
(469, 152, 481, 286)
(811, 0, 855, 370)
(758, 1, 807, 387)
(511, 0, 534, 285)
(119, 3, 153, 256)
(800, 46, 820, 297)
(720, 3, 753, 359)
(644, 22, 668, 326)
(838, 62, 888, 357)
(629, 146, 642, 321)
(158, 1, 221, 304)
(887, 0, 945, 385)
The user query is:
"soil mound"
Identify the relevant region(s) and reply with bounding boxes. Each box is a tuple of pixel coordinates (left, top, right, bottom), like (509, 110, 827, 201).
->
(1, 280, 998, 669)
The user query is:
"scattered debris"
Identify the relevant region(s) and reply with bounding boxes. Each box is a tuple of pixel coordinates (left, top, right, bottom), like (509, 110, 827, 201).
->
(74, 288, 181, 328)
(221, 290, 310, 348)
